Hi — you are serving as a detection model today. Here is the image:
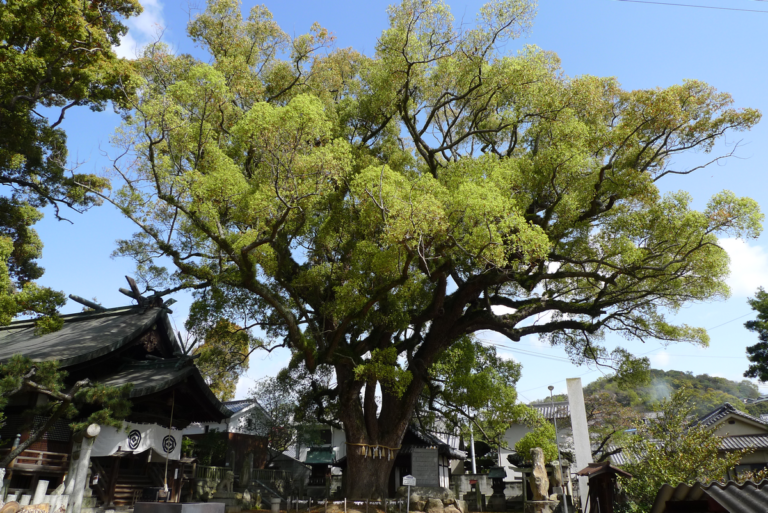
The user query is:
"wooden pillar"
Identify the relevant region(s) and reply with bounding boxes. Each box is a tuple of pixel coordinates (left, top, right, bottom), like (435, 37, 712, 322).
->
(170, 461, 178, 503)
(106, 457, 120, 507)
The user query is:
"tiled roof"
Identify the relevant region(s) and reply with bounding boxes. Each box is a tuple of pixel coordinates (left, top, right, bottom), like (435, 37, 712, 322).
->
(223, 399, 254, 413)
(696, 402, 768, 429)
(98, 359, 232, 420)
(650, 480, 768, 513)
(0, 306, 166, 367)
(407, 425, 467, 460)
(530, 401, 570, 420)
(720, 434, 768, 451)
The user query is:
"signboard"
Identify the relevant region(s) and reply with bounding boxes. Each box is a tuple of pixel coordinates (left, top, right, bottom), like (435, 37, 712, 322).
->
(403, 475, 416, 486)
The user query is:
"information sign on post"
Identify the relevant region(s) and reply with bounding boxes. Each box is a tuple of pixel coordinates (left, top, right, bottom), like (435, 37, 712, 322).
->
(403, 475, 416, 512)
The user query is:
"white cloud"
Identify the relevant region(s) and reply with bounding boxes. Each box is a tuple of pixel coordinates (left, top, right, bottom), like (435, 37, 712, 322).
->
(650, 350, 670, 367)
(114, 0, 166, 59)
(719, 238, 768, 297)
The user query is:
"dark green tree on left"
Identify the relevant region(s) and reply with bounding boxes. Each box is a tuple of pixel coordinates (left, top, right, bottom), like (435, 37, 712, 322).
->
(0, 0, 142, 330)
(0, 355, 132, 468)
(0, 0, 141, 467)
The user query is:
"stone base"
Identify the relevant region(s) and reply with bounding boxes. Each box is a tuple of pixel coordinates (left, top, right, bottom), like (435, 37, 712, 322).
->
(134, 503, 226, 513)
(523, 501, 559, 513)
(209, 493, 242, 513)
(488, 496, 506, 511)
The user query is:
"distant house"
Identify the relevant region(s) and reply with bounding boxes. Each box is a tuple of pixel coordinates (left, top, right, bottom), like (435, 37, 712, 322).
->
(696, 402, 768, 474)
(183, 399, 269, 471)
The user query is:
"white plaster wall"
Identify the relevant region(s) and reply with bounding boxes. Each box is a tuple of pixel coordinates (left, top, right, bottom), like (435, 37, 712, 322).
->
(713, 418, 767, 437)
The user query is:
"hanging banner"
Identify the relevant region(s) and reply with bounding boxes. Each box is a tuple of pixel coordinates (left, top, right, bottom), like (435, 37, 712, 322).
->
(91, 422, 182, 460)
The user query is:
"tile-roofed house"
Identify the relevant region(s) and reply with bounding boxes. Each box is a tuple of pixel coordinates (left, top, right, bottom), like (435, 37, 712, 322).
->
(650, 479, 768, 513)
(697, 402, 768, 430)
(530, 401, 571, 420)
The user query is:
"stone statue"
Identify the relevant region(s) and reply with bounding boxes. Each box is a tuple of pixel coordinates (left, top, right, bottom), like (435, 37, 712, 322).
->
(240, 453, 253, 487)
(218, 471, 235, 493)
(529, 448, 549, 501)
(550, 460, 562, 489)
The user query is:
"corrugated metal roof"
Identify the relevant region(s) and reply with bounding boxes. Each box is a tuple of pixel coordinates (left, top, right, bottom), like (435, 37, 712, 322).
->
(530, 401, 570, 420)
(650, 480, 768, 513)
(696, 402, 768, 429)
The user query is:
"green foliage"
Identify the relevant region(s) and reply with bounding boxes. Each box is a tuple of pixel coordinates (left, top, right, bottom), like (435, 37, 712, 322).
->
(192, 428, 229, 466)
(190, 317, 255, 401)
(0, 0, 141, 330)
(355, 347, 412, 399)
(514, 420, 558, 463)
(744, 287, 768, 382)
(619, 387, 746, 513)
(418, 337, 532, 450)
(97, 0, 763, 493)
(583, 369, 760, 416)
(0, 355, 132, 450)
(247, 376, 323, 463)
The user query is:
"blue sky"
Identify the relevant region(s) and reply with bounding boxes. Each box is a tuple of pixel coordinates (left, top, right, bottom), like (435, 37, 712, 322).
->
(34, 0, 768, 401)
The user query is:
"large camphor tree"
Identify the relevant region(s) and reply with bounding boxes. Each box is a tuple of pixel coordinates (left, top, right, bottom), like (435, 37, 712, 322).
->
(94, 0, 762, 497)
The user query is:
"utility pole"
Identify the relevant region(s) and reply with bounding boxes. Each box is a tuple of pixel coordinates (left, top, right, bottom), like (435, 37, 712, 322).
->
(470, 421, 477, 474)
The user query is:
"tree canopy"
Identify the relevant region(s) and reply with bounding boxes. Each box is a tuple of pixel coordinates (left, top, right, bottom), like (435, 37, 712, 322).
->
(92, 0, 762, 496)
(0, 0, 141, 330)
(744, 287, 768, 382)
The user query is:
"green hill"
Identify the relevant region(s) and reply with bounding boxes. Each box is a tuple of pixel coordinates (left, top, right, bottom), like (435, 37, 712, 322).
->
(540, 370, 766, 417)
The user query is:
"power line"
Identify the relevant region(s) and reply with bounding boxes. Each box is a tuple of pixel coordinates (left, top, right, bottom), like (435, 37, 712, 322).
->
(707, 312, 752, 331)
(614, 0, 768, 12)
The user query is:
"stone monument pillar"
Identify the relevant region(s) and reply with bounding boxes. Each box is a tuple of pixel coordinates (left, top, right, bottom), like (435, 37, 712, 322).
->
(68, 424, 100, 513)
(524, 448, 558, 513)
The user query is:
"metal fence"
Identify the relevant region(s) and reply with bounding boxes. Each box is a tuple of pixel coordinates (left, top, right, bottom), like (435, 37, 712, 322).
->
(286, 497, 407, 513)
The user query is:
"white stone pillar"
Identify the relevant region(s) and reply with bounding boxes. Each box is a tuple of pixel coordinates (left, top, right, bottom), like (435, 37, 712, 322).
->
(64, 440, 82, 495)
(68, 424, 100, 513)
(31, 480, 49, 505)
(566, 378, 593, 511)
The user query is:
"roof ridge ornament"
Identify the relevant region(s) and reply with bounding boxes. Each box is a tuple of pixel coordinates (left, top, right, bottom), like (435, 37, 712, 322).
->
(118, 276, 176, 312)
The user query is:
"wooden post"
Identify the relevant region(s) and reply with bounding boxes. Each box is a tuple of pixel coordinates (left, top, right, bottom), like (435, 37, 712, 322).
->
(366, 499, 369, 513)
(106, 457, 120, 507)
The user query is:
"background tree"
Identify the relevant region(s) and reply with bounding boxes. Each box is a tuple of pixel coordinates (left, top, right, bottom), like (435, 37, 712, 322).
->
(0, 0, 141, 329)
(415, 337, 538, 461)
(0, 355, 132, 467)
(191, 319, 253, 401)
(514, 420, 558, 463)
(246, 377, 319, 467)
(92, 0, 762, 497)
(583, 392, 643, 462)
(744, 287, 768, 382)
(582, 369, 762, 416)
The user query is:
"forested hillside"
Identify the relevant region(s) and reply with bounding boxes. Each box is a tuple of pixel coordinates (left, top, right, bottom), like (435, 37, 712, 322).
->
(538, 370, 767, 417)
(580, 370, 765, 417)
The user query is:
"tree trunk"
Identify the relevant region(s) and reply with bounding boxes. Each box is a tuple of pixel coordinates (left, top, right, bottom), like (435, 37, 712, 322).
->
(335, 366, 421, 499)
(345, 447, 398, 499)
